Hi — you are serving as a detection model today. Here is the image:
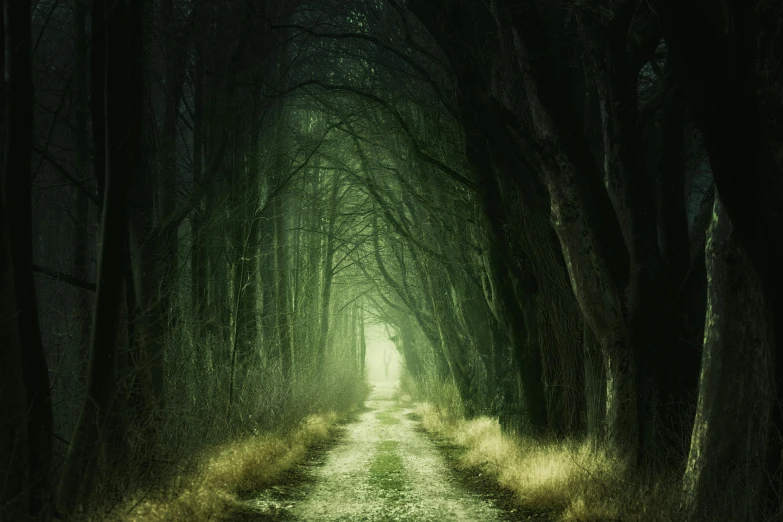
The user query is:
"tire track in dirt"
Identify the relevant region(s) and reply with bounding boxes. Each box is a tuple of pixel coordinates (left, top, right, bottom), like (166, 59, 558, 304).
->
(245, 382, 505, 521)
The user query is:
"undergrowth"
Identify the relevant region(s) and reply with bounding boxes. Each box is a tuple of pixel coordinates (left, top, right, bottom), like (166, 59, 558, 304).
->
(70, 330, 371, 522)
(407, 377, 683, 522)
(105, 412, 339, 522)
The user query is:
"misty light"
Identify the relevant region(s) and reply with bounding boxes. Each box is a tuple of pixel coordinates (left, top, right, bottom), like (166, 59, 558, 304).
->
(363, 323, 401, 385)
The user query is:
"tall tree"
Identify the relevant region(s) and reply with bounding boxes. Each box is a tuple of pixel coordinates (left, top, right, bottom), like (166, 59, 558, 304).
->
(681, 192, 773, 520)
(2, 0, 54, 515)
(57, 0, 141, 513)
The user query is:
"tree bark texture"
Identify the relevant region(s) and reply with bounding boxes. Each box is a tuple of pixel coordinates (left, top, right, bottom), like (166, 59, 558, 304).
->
(682, 192, 773, 521)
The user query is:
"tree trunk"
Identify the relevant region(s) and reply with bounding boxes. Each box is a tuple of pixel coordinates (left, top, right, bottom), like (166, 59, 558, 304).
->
(585, 28, 664, 465)
(2, 0, 53, 515)
(316, 174, 340, 369)
(90, 0, 106, 200)
(0, 157, 30, 522)
(661, 2, 783, 511)
(259, 210, 277, 361)
(681, 192, 773, 521)
(236, 111, 262, 370)
(419, 255, 474, 411)
(395, 315, 424, 381)
(152, 0, 190, 346)
(483, 226, 548, 432)
(126, 2, 162, 401)
(191, 49, 205, 336)
(274, 193, 292, 378)
(56, 0, 138, 512)
(73, 0, 94, 382)
(542, 149, 635, 455)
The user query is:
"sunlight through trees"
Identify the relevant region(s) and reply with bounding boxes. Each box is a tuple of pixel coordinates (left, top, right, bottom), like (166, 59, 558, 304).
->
(1, 0, 781, 521)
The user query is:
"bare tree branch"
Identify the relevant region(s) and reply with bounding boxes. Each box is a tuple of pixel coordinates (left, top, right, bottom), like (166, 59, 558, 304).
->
(32, 264, 96, 292)
(268, 80, 476, 190)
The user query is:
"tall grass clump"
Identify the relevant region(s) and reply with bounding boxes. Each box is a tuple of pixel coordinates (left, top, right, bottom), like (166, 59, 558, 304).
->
(406, 375, 683, 521)
(106, 412, 337, 522)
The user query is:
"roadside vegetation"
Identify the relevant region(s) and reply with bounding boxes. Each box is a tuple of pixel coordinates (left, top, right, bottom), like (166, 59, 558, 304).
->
(403, 378, 683, 522)
(66, 364, 368, 522)
(110, 412, 339, 522)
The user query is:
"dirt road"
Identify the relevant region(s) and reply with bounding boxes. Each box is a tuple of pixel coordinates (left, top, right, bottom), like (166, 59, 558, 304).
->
(246, 382, 505, 521)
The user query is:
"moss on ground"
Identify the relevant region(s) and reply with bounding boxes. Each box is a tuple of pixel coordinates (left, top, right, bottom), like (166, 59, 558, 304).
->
(375, 410, 401, 425)
(369, 440, 405, 494)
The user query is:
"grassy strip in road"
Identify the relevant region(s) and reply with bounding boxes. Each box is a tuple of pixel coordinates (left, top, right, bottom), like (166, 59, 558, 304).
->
(375, 410, 401, 425)
(369, 439, 407, 500)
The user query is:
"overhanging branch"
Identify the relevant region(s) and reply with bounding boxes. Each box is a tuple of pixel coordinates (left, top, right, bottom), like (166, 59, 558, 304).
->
(268, 80, 476, 191)
(33, 264, 96, 292)
(268, 22, 458, 119)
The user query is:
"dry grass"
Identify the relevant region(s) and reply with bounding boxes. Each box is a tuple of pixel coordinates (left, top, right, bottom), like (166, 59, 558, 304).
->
(416, 403, 683, 522)
(96, 413, 338, 522)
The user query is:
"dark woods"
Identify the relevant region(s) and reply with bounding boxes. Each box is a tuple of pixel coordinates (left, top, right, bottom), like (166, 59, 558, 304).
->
(0, 0, 781, 520)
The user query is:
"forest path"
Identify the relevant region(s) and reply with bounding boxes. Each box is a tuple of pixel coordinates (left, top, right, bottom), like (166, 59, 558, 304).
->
(246, 382, 505, 521)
